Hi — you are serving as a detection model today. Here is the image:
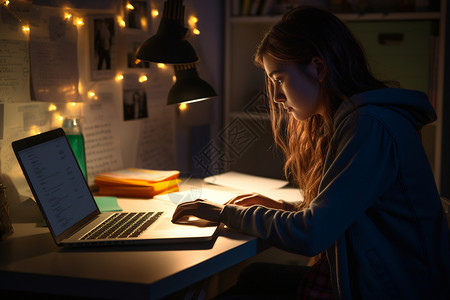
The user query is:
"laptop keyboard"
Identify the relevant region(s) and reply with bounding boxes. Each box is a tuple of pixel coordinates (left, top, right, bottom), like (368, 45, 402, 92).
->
(80, 211, 163, 240)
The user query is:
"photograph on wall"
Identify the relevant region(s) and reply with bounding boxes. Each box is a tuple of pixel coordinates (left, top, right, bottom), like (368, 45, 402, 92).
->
(89, 14, 117, 81)
(126, 34, 150, 69)
(123, 88, 148, 121)
(124, 0, 149, 30)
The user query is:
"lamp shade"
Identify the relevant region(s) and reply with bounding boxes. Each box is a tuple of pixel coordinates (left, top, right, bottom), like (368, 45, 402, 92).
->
(135, 0, 198, 64)
(167, 64, 217, 105)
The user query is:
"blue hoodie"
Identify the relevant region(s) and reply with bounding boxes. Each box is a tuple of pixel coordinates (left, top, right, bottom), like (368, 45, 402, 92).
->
(220, 88, 450, 299)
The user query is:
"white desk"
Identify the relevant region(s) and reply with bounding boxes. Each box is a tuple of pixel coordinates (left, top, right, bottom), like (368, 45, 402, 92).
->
(0, 179, 270, 299)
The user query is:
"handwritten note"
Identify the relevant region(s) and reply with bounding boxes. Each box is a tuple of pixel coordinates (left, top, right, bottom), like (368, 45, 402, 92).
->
(82, 94, 123, 185)
(0, 4, 31, 103)
(136, 105, 177, 170)
(29, 7, 80, 102)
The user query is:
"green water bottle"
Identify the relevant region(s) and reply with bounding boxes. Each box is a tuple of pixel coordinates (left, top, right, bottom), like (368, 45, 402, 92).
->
(63, 117, 87, 181)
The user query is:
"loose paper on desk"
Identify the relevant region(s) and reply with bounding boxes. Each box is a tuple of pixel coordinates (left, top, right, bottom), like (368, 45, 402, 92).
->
(204, 172, 288, 192)
(154, 187, 240, 206)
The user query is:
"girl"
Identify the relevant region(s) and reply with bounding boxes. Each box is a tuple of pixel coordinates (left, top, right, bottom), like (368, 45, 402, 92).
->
(172, 6, 450, 299)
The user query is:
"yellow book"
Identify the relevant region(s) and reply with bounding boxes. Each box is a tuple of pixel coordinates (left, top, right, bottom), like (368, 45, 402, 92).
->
(95, 168, 179, 186)
(96, 179, 181, 198)
(94, 168, 180, 198)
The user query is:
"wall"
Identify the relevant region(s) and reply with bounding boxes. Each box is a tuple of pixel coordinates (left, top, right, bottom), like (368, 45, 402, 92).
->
(0, 0, 223, 207)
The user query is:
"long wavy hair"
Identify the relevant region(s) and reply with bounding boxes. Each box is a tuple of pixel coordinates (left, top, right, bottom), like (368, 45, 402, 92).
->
(254, 7, 389, 209)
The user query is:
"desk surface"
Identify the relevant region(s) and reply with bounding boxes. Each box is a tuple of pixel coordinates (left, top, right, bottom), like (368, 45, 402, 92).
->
(0, 179, 268, 299)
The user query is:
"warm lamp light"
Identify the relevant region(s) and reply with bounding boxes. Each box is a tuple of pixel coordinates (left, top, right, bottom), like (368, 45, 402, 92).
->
(167, 64, 216, 105)
(135, 0, 197, 64)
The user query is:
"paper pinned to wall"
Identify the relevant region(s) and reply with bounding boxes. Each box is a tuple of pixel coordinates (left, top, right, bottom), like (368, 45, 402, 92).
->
(82, 93, 123, 185)
(29, 6, 80, 102)
(0, 103, 53, 198)
(0, 6, 31, 103)
(136, 105, 177, 170)
(134, 66, 177, 170)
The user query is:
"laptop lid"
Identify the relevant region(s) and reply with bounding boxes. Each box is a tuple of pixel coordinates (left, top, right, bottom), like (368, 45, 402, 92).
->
(12, 128, 100, 244)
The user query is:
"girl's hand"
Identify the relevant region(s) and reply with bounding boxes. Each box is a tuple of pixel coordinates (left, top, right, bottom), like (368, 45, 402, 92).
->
(226, 193, 284, 209)
(172, 199, 224, 224)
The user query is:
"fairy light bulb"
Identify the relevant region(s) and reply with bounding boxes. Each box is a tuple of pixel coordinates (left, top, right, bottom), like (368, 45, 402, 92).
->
(179, 103, 188, 111)
(138, 75, 148, 83)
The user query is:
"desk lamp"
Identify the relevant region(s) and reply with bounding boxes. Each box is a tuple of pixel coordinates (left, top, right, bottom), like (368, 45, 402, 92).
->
(168, 63, 216, 105)
(135, 0, 197, 64)
(135, 0, 216, 105)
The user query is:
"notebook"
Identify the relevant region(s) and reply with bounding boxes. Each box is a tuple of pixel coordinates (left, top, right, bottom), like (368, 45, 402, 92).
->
(12, 128, 218, 247)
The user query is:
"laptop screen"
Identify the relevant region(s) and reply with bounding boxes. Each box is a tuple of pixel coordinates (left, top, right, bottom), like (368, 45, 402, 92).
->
(16, 135, 97, 236)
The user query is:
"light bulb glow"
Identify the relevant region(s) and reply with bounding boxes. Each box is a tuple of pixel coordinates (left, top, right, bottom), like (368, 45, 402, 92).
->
(22, 25, 30, 33)
(151, 9, 159, 17)
(188, 16, 198, 26)
(139, 75, 148, 83)
(48, 104, 57, 111)
(116, 74, 124, 81)
(193, 28, 200, 35)
(126, 2, 135, 10)
(75, 17, 84, 26)
(118, 16, 126, 27)
(88, 91, 96, 98)
(157, 63, 166, 69)
(64, 12, 72, 20)
(179, 103, 188, 111)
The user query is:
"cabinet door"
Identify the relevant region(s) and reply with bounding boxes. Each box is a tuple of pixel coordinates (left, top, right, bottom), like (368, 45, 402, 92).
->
(347, 21, 437, 170)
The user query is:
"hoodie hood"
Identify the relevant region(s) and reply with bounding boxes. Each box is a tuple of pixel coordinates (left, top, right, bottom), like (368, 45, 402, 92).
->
(334, 88, 437, 130)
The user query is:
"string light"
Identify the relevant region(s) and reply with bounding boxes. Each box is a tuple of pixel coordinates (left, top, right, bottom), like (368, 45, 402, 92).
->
(115, 74, 124, 81)
(157, 63, 166, 69)
(75, 17, 84, 26)
(4, 0, 10, 7)
(88, 91, 96, 98)
(48, 104, 57, 112)
(138, 75, 148, 83)
(126, 2, 135, 10)
(188, 16, 198, 27)
(151, 9, 159, 17)
(64, 12, 72, 20)
(188, 16, 199, 35)
(117, 16, 126, 27)
(172, 75, 176, 83)
(179, 103, 187, 111)
(22, 25, 30, 33)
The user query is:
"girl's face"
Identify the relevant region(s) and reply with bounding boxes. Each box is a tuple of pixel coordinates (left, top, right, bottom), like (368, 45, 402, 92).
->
(262, 54, 324, 121)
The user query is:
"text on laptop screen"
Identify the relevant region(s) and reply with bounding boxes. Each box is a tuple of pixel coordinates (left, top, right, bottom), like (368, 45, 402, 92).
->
(18, 136, 97, 236)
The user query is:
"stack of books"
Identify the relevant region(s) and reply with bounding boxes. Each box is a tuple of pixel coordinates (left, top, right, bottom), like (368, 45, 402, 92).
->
(94, 168, 181, 198)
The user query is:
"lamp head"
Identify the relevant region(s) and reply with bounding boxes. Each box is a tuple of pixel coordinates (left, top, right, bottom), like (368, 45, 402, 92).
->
(167, 64, 217, 105)
(135, 0, 198, 64)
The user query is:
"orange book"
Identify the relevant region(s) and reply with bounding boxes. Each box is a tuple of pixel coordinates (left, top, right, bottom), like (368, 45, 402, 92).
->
(94, 168, 180, 198)
(96, 179, 180, 198)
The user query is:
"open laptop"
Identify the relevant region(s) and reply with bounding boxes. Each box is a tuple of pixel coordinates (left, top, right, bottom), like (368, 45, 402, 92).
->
(12, 128, 218, 247)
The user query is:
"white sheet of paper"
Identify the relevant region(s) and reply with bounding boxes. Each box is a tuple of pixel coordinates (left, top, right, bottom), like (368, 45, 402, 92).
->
(82, 94, 123, 185)
(0, 6, 31, 103)
(29, 6, 80, 102)
(154, 188, 240, 206)
(204, 171, 288, 192)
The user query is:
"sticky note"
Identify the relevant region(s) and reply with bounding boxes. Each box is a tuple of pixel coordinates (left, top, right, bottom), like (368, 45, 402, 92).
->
(94, 196, 122, 212)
